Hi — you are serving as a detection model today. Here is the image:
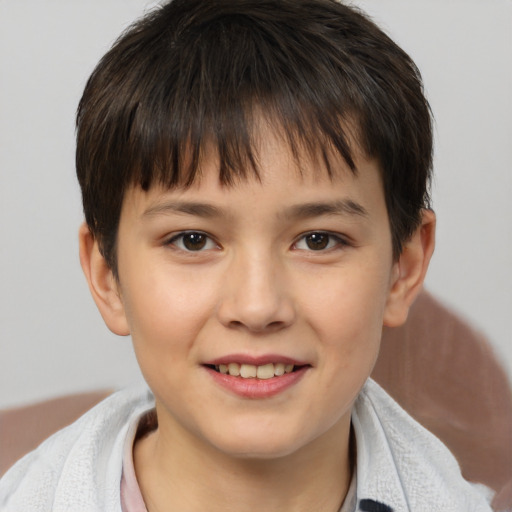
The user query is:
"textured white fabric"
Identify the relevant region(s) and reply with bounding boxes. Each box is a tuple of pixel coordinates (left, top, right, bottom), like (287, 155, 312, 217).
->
(353, 380, 493, 511)
(0, 387, 154, 512)
(0, 380, 493, 512)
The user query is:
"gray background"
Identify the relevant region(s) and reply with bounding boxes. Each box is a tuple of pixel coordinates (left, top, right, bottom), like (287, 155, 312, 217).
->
(1, 0, 511, 408)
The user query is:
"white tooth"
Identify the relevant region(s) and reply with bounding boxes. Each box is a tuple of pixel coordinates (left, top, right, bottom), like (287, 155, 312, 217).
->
(284, 364, 294, 374)
(257, 363, 275, 380)
(227, 363, 240, 376)
(219, 364, 228, 374)
(240, 364, 257, 378)
(274, 363, 285, 376)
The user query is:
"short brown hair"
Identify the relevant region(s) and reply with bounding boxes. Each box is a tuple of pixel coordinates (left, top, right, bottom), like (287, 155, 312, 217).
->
(76, 0, 433, 276)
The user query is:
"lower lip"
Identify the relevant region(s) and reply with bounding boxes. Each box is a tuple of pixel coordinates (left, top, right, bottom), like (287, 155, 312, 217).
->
(204, 366, 309, 399)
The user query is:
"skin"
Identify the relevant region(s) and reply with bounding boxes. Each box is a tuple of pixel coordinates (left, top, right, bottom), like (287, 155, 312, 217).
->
(80, 129, 435, 512)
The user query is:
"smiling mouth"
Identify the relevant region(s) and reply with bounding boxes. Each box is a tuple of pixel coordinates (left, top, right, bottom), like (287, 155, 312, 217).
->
(206, 363, 308, 379)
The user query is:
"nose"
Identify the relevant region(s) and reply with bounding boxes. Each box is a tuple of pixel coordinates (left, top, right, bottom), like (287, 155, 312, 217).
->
(216, 249, 296, 333)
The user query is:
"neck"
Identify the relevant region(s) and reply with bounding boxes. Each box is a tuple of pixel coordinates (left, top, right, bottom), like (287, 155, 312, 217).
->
(134, 410, 353, 512)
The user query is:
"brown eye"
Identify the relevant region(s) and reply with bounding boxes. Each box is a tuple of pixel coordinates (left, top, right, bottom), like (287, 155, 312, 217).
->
(305, 233, 329, 250)
(183, 233, 207, 250)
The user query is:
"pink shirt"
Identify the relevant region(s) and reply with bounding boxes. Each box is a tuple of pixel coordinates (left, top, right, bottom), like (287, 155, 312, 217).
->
(120, 410, 156, 512)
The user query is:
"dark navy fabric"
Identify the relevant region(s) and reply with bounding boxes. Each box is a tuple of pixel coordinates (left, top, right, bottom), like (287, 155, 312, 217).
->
(359, 499, 394, 512)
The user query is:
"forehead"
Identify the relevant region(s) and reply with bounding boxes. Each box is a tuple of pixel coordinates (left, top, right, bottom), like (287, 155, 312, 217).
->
(158, 115, 369, 189)
(130, 107, 368, 195)
(122, 127, 386, 223)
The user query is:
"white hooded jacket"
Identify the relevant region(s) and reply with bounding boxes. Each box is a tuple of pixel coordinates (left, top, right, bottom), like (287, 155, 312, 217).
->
(0, 380, 493, 512)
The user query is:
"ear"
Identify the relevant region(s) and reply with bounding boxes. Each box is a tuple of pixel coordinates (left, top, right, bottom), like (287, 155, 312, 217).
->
(78, 222, 130, 336)
(383, 209, 436, 327)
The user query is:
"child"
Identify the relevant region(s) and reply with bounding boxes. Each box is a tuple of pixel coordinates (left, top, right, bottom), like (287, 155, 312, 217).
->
(0, 0, 494, 510)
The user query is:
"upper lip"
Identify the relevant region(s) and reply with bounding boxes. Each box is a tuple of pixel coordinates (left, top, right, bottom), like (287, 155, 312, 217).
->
(203, 354, 310, 367)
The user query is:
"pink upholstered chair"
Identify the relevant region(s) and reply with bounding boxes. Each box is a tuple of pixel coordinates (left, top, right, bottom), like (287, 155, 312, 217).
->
(1, 290, 511, 509)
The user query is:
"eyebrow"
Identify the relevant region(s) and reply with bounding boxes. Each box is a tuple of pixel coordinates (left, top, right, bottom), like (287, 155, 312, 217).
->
(143, 201, 223, 218)
(282, 200, 368, 220)
(142, 198, 368, 220)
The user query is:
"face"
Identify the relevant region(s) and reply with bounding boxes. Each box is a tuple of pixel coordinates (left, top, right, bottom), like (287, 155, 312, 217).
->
(113, 132, 400, 460)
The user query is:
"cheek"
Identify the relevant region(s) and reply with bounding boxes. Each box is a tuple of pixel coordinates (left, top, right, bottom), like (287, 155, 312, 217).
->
(120, 264, 219, 355)
(298, 260, 391, 367)
(302, 260, 391, 327)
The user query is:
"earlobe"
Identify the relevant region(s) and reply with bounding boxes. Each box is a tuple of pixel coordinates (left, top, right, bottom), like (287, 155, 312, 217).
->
(78, 222, 130, 336)
(383, 209, 436, 327)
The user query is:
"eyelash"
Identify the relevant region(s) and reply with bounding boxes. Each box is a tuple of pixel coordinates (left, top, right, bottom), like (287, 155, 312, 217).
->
(165, 230, 349, 253)
(293, 231, 349, 252)
(166, 231, 219, 252)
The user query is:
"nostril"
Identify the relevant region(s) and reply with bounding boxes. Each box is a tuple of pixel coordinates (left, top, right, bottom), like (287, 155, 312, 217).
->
(227, 319, 287, 333)
(264, 320, 288, 333)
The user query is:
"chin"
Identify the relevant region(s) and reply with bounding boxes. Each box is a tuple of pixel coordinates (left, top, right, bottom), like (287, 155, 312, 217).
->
(206, 424, 312, 460)
(219, 441, 303, 461)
